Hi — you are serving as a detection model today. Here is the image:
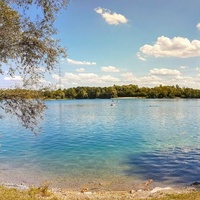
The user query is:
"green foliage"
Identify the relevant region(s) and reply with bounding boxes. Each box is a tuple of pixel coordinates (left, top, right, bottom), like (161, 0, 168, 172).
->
(28, 181, 51, 197)
(0, 89, 46, 133)
(64, 88, 77, 99)
(0, 89, 43, 100)
(0, 185, 58, 200)
(0, 0, 68, 86)
(0, 0, 68, 132)
(0, 0, 68, 130)
(2, 85, 200, 100)
(76, 87, 88, 99)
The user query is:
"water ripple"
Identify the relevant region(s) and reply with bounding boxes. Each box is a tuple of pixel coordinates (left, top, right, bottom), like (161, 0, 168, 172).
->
(1, 99, 200, 187)
(124, 147, 200, 185)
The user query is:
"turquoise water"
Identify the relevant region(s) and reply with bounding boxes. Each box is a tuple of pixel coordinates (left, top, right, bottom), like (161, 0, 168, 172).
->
(0, 99, 200, 189)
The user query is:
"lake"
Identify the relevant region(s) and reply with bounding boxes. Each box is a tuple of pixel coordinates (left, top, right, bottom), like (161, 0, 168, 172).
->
(0, 99, 200, 190)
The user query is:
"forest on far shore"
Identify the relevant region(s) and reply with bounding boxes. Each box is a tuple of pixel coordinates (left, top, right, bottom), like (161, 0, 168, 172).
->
(1, 84, 200, 100)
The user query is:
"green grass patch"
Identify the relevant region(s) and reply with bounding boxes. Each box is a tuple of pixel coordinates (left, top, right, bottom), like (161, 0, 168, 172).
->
(0, 186, 58, 200)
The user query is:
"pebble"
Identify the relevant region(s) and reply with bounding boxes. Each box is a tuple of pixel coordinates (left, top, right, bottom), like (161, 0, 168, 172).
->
(3, 183, 29, 190)
(83, 191, 92, 195)
(130, 189, 136, 194)
(151, 187, 172, 193)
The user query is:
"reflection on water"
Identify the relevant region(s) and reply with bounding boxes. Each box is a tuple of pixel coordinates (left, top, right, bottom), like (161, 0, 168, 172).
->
(0, 99, 200, 188)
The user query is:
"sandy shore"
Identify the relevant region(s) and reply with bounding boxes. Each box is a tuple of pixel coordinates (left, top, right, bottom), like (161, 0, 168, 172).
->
(52, 181, 200, 199)
(52, 188, 186, 200)
(2, 180, 199, 200)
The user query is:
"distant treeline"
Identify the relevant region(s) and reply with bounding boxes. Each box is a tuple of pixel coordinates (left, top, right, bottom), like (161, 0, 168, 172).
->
(1, 84, 200, 100)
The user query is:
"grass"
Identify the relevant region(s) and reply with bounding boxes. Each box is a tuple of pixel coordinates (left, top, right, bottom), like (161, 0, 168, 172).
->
(0, 185, 58, 200)
(28, 181, 51, 197)
(149, 192, 200, 200)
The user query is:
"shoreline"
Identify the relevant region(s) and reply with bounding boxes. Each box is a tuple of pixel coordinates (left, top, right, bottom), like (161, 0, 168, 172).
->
(1, 180, 199, 200)
(1, 165, 198, 197)
(0, 168, 187, 191)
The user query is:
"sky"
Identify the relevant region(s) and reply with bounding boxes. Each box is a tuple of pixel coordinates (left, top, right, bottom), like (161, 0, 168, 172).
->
(2, 0, 200, 89)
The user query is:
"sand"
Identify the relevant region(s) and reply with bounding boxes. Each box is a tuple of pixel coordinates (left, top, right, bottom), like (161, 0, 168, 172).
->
(2, 180, 199, 200)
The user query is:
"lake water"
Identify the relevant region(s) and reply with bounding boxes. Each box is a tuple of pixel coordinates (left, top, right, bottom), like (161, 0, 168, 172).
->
(0, 99, 200, 190)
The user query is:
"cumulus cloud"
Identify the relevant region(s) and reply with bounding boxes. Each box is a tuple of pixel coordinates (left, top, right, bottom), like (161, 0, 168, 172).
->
(121, 72, 137, 82)
(138, 36, 200, 59)
(180, 66, 189, 69)
(4, 76, 22, 81)
(94, 7, 128, 25)
(196, 67, 200, 73)
(52, 72, 120, 85)
(77, 73, 99, 80)
(137, 52, 146, 61)
(76, 68, 85, 73)
(51, 66, 200, 89)
(38, 78, 51, 84)
(196, 67, 200, 77)
(101, 66, 120, 72)
(100, 75, 120, 82)
(67, 58, 96, 66)
(52, 74, 60, 80)
(139, 75, 164, 86)
(150, 68, 181, 76)
(197, 23, 200, 30)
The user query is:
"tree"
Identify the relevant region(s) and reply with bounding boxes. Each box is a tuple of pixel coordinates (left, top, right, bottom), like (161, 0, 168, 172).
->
(0, 89, 46, 133)
(76, 88, 88, 99)
(1, 0, 68, 85)
(65, 88, 77, 99)
(0, 0, 68, 132)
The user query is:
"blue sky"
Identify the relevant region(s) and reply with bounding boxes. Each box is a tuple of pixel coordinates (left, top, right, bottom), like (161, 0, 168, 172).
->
(2, 0, 200, 88)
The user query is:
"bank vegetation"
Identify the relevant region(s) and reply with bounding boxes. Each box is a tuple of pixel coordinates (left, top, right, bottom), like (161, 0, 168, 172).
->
(1, 84, 200, 100)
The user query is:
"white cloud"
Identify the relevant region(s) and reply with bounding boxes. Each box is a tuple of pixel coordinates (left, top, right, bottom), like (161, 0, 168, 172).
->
(101, 66, 120, 72)
(52, 74, 60, 80)
(52, 72, 120, 85)
(197, 23, 200, 30)
(100, 75, 120, 82)
(36, 67, 46, 72)
(76, 68, 85, 73)
(38, 78, 51, 84)
(67, 58, 96, 66)
(4, 76, 22, 81)
(175, 75, 184, 80)
(196, 67, 200, 73)
(50, 67, 200, 89)
(150, 68, 181, 76)
(180, 66, 189, 69)
(139, 75, 164, 86)
(138, 36, 200, 58)
(77, 73, 99, 80)
(120, 73, 164, 87)
(63, 72, 82, 81)
(137, 52, 146, 61)
(94, 7, 128, 25)
(121, 72, 137, 82)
